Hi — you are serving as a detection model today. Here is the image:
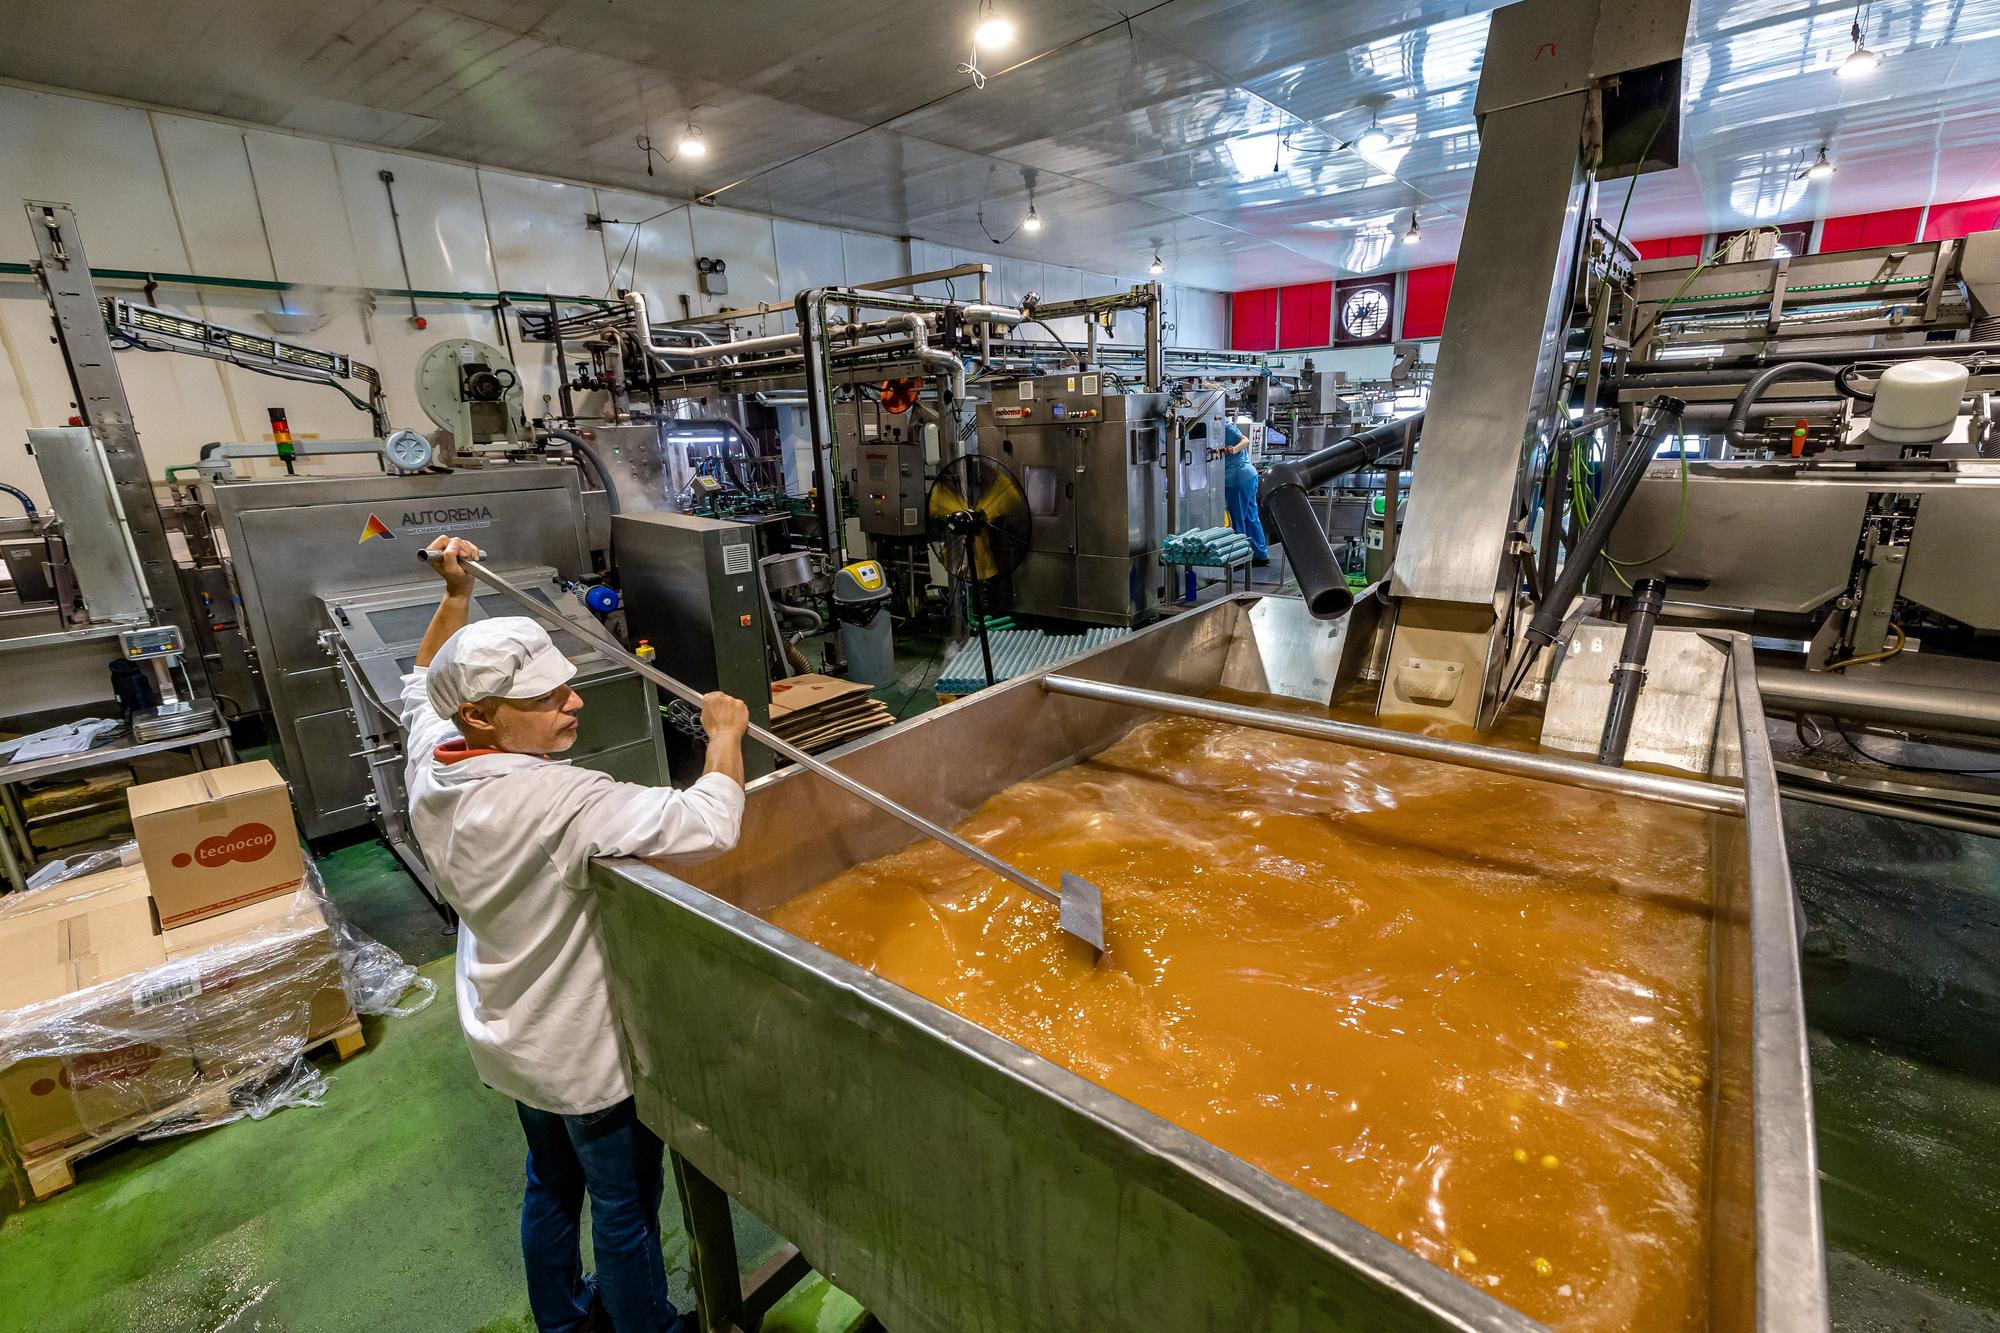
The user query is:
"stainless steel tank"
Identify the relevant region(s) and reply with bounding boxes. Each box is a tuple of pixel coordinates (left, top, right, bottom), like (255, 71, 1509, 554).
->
(588, 594, 1827, 1331)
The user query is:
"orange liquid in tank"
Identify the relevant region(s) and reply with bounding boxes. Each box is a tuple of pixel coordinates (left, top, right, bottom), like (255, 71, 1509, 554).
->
(766, 691, 1714, 1332)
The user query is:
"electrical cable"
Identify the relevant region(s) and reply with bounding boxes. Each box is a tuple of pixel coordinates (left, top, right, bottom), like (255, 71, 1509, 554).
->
(1023, 317, 1077, 363)
(1833, 715, 2000, 775)
(0, 482, 37, 516)
(1822, 622, 1906, 671)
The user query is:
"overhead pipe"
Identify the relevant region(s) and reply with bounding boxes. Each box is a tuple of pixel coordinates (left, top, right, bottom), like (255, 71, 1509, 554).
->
(1614, 339, 2000, 379)
(1257, 414, 1424, 620)
(1755, 667, 2000, 740)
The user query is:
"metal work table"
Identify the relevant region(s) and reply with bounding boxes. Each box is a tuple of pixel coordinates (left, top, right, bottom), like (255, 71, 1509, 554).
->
(0, 724, 235, 892)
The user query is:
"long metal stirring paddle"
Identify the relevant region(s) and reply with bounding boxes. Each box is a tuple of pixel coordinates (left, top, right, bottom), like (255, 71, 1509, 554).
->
(419, 549, 1107, 956)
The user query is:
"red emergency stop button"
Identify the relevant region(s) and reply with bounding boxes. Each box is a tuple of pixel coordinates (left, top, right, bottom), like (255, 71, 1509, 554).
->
(739, 614, 752, 627)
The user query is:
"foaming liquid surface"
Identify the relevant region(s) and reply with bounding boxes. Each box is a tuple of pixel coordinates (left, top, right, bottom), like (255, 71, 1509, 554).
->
(765, 691, 1715, 1331)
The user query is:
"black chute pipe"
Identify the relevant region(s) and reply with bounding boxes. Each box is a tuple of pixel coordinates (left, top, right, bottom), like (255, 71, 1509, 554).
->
(1597, 578, 1666, 766)
(1523, 395, 1682, 651)
(1725, 363, 1840, 452)
(1258, 413, 1423, 621)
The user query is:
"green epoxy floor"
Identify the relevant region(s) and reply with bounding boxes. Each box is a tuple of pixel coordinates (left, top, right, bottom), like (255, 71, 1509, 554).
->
(0, 844, 865, 1333)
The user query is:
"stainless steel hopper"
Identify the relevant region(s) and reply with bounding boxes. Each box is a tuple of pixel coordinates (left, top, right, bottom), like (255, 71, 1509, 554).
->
(590, 593, 1827, 1332)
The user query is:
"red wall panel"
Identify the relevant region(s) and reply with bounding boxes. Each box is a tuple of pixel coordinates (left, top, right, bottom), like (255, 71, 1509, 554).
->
(1818, 207, 1924, 253)
(1922, 195, 2000, 241)
(1277, 280, 1333, 350)
(1633, 233, 1706, 261)
(1400, 264, 1455, 340)
(1231, 287, 1278, 352)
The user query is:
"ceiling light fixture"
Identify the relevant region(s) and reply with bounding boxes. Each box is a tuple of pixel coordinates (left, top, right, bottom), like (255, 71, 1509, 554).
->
(1021, 203, 1042, 234)
(1800, 145, 1835, 180)
(1149, 252, 1165, 275)
(1402, 210, 1421, 245)
(974, 2, 1014, 49)
(677, 122, 707, 158)
(1356, 113, 1392, 155)
(1838, 3, 1880, 76)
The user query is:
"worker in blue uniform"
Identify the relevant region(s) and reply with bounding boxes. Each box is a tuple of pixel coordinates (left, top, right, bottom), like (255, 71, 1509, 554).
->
(1222, 422, 1271, 566)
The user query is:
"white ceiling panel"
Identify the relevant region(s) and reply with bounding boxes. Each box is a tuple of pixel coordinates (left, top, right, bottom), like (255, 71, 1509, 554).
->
(0, 0, 1995, 292)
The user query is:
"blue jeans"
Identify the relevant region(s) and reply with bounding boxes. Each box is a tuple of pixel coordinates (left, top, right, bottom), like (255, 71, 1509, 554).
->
(1225, 459, 1270, 560)
(515, 1097, 684, 1333)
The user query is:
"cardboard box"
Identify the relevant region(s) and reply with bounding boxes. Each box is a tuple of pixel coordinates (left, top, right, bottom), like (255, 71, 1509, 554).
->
(161, 889, 353, 1080)
(0, 867, 195, 1155)
(127, 761, 305, 928)
(0, 864, 163, 1011)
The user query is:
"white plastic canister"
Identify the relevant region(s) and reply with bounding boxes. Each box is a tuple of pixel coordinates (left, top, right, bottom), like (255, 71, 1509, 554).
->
(1869, 359, 1970, 444)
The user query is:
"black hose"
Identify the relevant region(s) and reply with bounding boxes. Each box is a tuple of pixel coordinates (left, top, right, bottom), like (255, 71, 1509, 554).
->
(1523, 395, 1682, 652)
(541, 428, 621, 515)
(0, 482, 36, 517)
(1258, 413, 1423, 621)
(1834, 364, 1876, 405)
(1725, 364, 1839, 452)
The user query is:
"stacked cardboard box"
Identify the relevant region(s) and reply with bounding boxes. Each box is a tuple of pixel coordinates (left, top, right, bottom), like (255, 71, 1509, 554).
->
(0, 763, 353, 1173)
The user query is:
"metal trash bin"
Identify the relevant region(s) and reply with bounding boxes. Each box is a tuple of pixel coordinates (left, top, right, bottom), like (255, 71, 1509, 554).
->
(833, 560, 895, 687)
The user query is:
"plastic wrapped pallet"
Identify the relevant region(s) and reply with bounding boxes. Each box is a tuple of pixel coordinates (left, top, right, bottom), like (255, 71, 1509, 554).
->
(0, 859, 432, 1198)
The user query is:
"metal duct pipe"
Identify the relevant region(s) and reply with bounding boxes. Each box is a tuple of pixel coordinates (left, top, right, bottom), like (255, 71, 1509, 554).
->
(1725, 364, 1842, 451)
(959, 304, 1026, 327)
(1042, 675, 1744, 816)
(1258, 414, 1424, 620)
(622, 289, 654, 355)
(898, 313, 965, 406)
(1755, 667, 2000, 739)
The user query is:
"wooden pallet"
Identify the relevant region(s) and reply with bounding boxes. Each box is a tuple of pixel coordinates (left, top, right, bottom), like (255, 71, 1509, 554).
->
(17, 1016, 365, 1202)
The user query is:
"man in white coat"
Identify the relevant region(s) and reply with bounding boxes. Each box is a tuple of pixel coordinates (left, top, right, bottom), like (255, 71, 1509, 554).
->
(403, 536, 748, 1333)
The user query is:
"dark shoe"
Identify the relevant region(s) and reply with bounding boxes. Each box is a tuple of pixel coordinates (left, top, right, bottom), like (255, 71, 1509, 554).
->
(1252, 557, 1271, 567)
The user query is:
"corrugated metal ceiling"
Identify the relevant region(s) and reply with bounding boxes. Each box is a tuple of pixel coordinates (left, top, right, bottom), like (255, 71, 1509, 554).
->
(1, 0, 1995, 289)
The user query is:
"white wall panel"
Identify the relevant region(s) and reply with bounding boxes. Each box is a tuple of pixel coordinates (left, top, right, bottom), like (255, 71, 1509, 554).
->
(774, 219, 847, 295)
(478, 169, 608, 298)
(840, 230, 902, 288)
(0, 88, 188, 269)
(333, 145, 496, 293)
(690, 207, 781, 319)
(908, 240, 961, 299)
(153, 117, 273, 280)
(244, 132, 362, 289)
(595, 191, 697, 318)
(0, 86, 1225, 504)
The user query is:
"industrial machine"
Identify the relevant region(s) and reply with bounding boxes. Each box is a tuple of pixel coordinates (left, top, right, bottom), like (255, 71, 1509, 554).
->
(320, 566, 665, 911)
(612, 510, 775, 785)
(183, 464, 620, 836)
(416, 337, 531, 454)
(844, 393, 934, 540)
(975, 372, 1225, 627)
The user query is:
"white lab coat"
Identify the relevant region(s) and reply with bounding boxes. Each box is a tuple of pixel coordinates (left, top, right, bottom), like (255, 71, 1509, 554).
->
(400, 670, 743, 1115)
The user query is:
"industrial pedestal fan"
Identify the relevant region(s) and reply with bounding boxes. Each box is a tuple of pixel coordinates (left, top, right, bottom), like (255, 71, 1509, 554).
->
(926, 454, 1030, 688)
